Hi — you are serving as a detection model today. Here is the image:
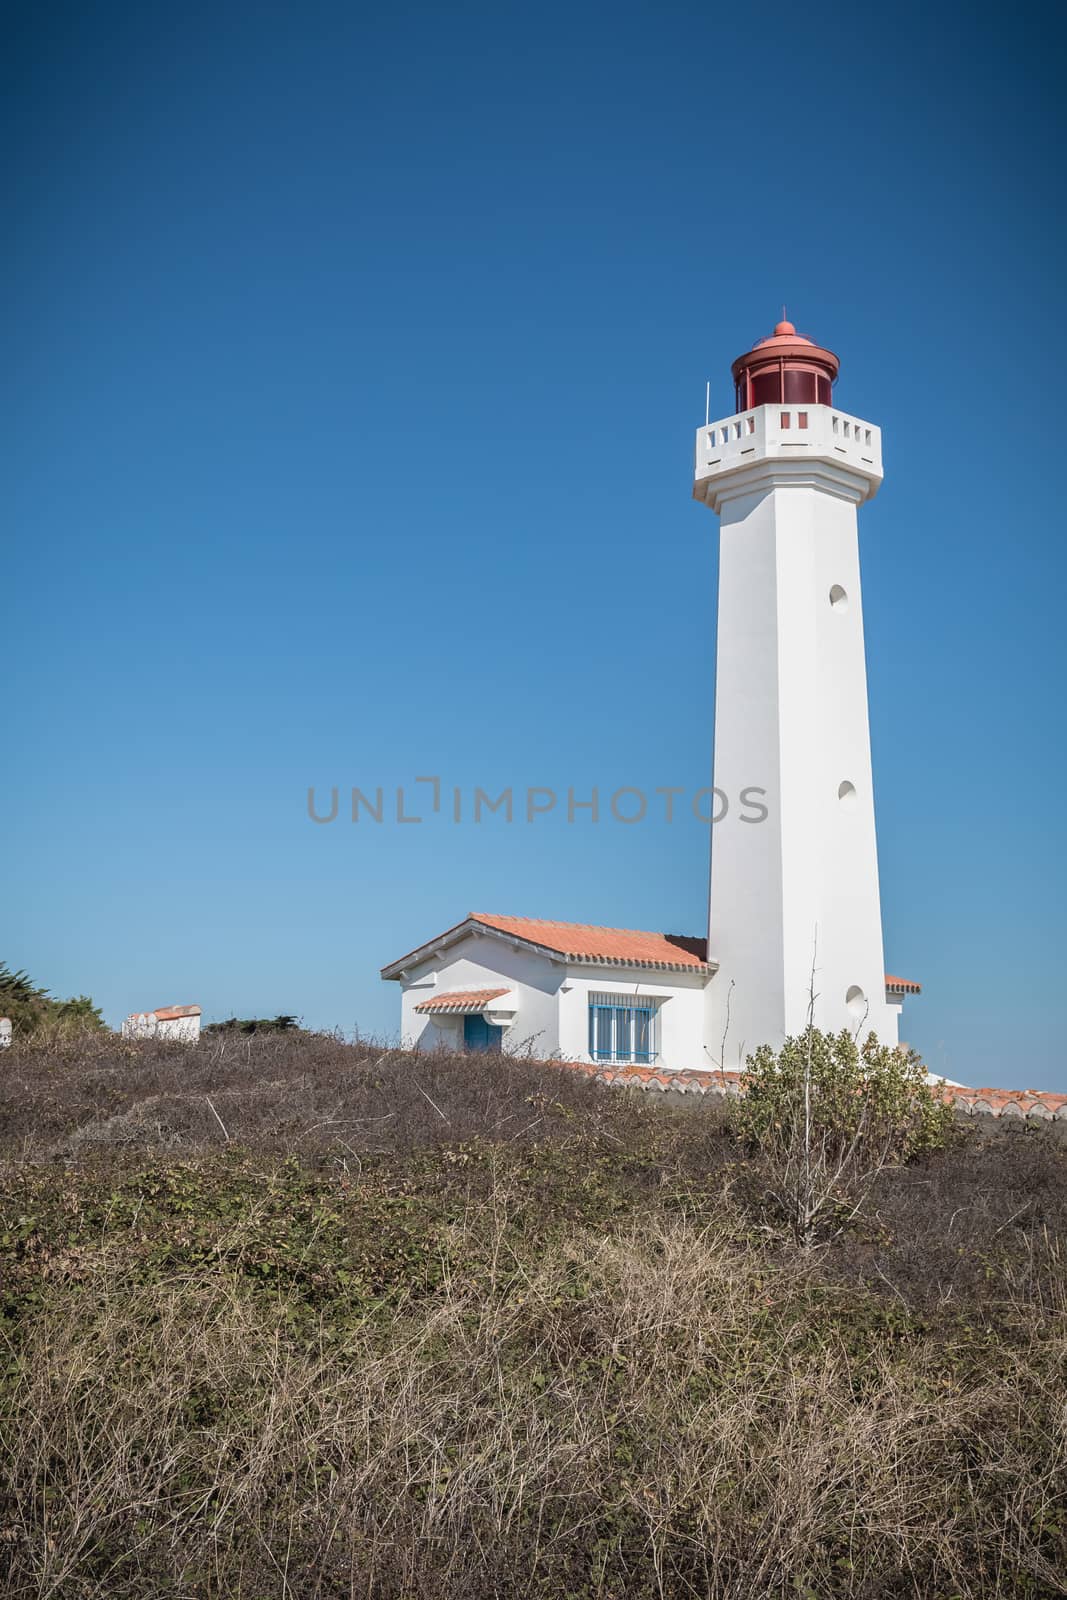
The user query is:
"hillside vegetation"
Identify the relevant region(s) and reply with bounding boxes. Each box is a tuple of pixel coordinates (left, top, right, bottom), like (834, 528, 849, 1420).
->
(1, 1030, 1065, 1598)
(0, 961, 105, 1038)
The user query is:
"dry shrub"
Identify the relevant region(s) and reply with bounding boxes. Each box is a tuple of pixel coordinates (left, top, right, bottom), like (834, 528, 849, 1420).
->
(833, 1131, 1067, 1316)
(2, 1034, 1066, 1597)
(0, 1029, 606, 1163)
(2, 1206, 1065, 1598)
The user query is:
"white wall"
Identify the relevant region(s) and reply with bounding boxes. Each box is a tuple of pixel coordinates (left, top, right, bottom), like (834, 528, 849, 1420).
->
(558, 969, 710, 1072)
(696, 402, 898, 1062)
(398, 933, 563, 1057)
(157, 1013, 201, 1044)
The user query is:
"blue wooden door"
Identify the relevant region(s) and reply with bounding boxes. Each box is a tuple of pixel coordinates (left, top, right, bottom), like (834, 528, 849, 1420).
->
(463, 1012, 502, 1052)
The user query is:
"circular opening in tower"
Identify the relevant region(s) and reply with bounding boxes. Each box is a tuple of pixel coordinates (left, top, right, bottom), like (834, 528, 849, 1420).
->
(829, 584, 848, 611)
(846, 985, 867, 1018)
(838, 780, 857, 808)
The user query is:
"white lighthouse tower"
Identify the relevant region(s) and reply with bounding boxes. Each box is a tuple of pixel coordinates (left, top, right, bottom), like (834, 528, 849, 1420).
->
(695, 320, 899, 1065)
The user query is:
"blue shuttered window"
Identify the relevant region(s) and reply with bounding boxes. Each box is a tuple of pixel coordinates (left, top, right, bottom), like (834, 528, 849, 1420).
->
(588, 994, 658, 1064)
(590, 1004, 615, 1061)
(633, 1007, 652, 1064)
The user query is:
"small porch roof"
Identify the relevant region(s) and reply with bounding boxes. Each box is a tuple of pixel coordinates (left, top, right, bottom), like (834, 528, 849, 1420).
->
(415, 987, 512, 1015)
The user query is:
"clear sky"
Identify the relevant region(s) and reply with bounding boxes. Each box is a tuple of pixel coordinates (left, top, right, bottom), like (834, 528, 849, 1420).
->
(5, 0, 1065, 1089)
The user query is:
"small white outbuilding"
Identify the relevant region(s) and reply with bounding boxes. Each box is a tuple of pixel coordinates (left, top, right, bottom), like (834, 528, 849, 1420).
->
(122, 1004, 201, 1044)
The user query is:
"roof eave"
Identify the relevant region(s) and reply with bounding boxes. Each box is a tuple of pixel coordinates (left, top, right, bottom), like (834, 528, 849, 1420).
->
(381, 916, 717, 980)
(564, 954, 717, 975)
(380, 916, 485, 980)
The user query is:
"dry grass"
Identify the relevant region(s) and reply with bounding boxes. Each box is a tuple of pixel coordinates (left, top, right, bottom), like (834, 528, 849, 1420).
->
(1, 1032, 1065, 1597)
(0, 1028, 606, 1163)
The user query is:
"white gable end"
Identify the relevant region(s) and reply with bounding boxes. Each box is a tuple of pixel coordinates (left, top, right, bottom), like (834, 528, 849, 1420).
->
(399, 933, 563, 1057)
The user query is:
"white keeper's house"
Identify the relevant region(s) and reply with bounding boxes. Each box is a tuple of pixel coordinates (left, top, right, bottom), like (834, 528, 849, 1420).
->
(382, 319, 921, 1074)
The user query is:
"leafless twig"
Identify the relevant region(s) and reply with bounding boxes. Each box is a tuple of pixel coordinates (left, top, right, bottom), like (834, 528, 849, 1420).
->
(205, 1097, 230, 1143)
(412, 1079, 450, 1123)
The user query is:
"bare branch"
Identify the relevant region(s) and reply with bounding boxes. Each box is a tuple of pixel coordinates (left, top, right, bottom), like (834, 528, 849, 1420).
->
(204, 1097, 230, 1143)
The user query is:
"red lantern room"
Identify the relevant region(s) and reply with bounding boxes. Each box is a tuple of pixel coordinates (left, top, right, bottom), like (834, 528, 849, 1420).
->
(731, 319, 839, 413)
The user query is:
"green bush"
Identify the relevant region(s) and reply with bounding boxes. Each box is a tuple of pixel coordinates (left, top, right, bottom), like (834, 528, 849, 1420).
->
(202, 1014, 300, 1035)
(737, 1027, 953, 1247)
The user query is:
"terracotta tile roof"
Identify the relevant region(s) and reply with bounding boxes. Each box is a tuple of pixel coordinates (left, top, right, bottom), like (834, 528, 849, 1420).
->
(939, 1086, 1067, 1119)
(129, 1005, 202, 1021)
(469, 914, 713, 971)
(383, 913, 921, 991)
(598, 1064, 747, 1096)
(549, 1060, 1066, 1119)
(415, 988, 509, 1014)
(549, 1060, 746, 1096)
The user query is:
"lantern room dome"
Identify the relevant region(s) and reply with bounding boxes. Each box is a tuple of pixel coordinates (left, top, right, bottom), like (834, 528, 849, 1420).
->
(731, 317, 839, 412)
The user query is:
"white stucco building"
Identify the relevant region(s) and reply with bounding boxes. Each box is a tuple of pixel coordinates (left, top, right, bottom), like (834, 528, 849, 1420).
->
(122, 1004, 202, 1044)
(382, 913, 714, 1067)
(382, 320, 920, 1074)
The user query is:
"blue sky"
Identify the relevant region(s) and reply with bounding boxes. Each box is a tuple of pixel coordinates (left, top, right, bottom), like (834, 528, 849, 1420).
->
(5, 0, 1065, 1089)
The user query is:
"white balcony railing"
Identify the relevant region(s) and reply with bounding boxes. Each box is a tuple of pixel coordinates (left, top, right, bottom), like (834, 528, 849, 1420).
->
(694, 403, 883, 491)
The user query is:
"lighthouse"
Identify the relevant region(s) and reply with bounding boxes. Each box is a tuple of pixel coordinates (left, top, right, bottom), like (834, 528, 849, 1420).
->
(382, 320, 920, 1078)
(694, 320, 900, 1064)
